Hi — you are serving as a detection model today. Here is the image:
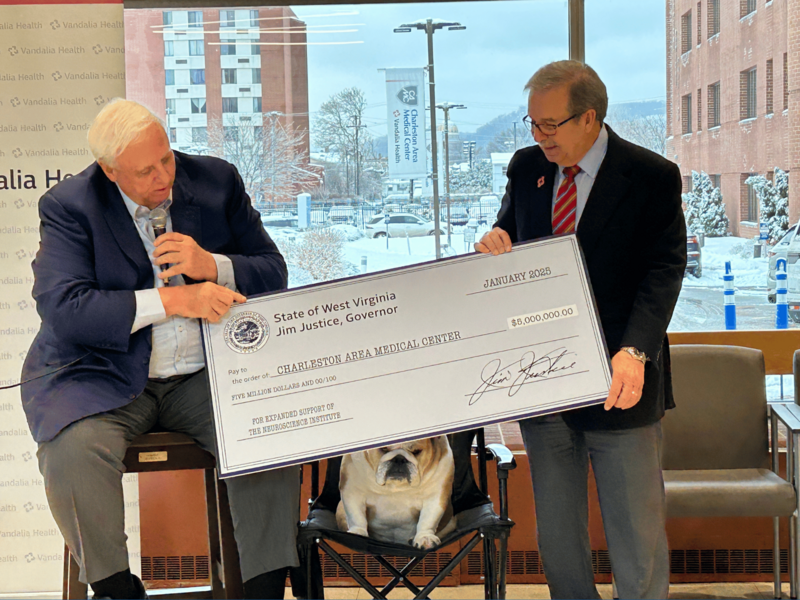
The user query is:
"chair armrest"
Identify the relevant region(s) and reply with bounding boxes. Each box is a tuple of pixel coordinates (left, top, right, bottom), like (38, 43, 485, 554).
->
(485, 443, 517, 471)
(771, 402, 800, 432)
(794, 349, 800, 405)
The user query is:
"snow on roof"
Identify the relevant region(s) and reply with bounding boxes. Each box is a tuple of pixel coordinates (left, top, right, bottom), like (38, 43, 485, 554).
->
(490, 153, 514, 165)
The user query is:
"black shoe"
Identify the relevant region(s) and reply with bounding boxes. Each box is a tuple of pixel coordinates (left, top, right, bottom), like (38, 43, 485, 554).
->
(244, 567, 289, 600)
(91, 570, 148, 599)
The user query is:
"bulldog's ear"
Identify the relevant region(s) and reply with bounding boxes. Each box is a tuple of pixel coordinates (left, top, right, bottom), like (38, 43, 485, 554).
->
(434, 435, 451, 463)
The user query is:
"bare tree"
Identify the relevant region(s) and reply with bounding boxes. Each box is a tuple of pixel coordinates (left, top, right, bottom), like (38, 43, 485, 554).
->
(206, 117, 318, 205)
(314, 87, 374, 198)
(606, 111, 667, 156)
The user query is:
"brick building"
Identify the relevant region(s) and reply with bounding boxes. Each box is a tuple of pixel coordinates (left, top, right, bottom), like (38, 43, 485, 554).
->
(124, 7, 312, 203)
(666, 0, 800, 237)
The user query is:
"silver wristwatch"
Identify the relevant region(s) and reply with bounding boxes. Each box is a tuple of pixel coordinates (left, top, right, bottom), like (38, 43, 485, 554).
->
(620, 346, 648, 364)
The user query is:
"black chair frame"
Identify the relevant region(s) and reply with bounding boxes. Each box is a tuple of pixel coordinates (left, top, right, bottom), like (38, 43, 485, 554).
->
(297, 429, 516, 600)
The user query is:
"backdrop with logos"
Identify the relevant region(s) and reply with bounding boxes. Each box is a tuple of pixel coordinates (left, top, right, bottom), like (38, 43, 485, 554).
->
(0, 1, 141, 594)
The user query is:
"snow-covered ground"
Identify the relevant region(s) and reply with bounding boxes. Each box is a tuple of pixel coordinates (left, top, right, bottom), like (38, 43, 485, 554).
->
(682, 235, 769, 289)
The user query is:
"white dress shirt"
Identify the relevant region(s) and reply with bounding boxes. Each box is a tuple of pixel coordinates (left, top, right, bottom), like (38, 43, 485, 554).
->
(551, 124, 609, 225)
(119, 187, 236, 379)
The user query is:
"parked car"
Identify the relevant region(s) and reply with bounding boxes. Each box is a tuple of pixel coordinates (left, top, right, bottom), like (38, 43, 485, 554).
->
(440, 205, 470, 226)
(364, 213, 444, 239)
(767, 223, 799, 302)
(328, 206, 356, 225)
(261, 212, 298, 228)
(686, 230, 702, 278)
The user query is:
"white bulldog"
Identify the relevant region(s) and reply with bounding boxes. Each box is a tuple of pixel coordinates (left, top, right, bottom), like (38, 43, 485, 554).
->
(336, 436, 456, 549)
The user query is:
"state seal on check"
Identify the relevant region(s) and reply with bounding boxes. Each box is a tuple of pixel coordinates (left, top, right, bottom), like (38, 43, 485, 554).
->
(223, 311, 270, 354)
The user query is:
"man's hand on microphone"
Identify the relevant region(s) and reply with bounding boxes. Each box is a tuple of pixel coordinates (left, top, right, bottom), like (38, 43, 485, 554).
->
(153, 232, 218, 282)
(159, 282, 246, 323)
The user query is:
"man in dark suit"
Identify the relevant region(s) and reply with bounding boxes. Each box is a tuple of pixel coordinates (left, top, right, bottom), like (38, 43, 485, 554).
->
(22, 99, 300, 599)
(476, 61, 686, 599)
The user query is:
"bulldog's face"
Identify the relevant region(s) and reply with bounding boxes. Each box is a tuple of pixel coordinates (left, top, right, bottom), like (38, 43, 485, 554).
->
(365, 439, 436, 489)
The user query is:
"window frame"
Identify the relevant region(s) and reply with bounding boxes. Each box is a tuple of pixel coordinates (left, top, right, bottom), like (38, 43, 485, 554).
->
(222, 97, 239, 113)
(187, 10, 203, 28)
(188, 40, 204, 56)
(191, 97, 206, 114)
(222, 68, 237, 84)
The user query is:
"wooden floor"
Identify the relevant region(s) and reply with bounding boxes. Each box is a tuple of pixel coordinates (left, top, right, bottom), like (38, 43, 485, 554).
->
(314, 582, 789, 599)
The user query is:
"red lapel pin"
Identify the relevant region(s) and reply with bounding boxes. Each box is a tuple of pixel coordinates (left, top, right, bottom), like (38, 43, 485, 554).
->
(537, 176, 545, 188)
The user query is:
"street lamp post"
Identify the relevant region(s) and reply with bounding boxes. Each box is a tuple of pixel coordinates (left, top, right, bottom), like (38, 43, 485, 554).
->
(436, 102, 466, 248)
(394, 18, 466, 259)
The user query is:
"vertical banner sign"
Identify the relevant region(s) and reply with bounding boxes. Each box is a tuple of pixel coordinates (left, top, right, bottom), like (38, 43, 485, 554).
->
(385, 68, 427, 180)
(0, 2, 140, 595)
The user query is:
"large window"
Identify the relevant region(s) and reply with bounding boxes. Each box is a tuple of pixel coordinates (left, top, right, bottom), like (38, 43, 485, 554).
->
(252, 68, 261, 84)
(220, 10, 235, 27)
(785, 53, 790, 111)
(187, 11, 202, 28)
(192, 127, 207, 145)
(741, 173, 759, 222)
(191, 98, 206, 113)
(222, 97, 238, 113)
(767, 58, 774, 115)
(222, 68, 237, 84)
(741, 0, 756, 18)
(164, 40, 173, 57)
(165, 69, 174, 86)
(741, 67, 757, 120)
(220, 44, 236, 56)
(249, 9, 259, 27)
(708, 81, 720, 127)
(696, 88, 701, 132)
(707, 0, 719, 37)
(250, 43, 260, 56)
(189, 40, 204, 56)
(681, 10, 692, 54)
(253, 97, 262, 113)
(682, 93, 692, 134)
(696, 2, 701, 46)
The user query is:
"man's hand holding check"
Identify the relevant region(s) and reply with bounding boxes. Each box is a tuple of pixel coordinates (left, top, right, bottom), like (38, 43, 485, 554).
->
(476, 228, 644, 412)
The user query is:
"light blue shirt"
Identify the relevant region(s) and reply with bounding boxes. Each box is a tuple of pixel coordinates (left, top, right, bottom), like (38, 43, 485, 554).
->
(119, 187, 236, 379)
(551, 124, 609, 225)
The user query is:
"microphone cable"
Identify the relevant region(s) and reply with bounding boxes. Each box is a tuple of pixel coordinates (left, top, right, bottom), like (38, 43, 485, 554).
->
(0, 352, 91, 390)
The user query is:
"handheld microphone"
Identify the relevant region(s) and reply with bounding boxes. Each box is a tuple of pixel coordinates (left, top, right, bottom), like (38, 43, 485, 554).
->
(149, 208, 170, 285)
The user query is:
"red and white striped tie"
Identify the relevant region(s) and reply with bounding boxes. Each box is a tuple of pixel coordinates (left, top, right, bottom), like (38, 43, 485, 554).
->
(552, 165, 581, 235)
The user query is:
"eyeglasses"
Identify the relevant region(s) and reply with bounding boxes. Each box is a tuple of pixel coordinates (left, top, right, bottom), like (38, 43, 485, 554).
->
(522, 113, 578, 136)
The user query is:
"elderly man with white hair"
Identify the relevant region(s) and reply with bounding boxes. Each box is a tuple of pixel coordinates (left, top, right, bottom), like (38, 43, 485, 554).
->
(21, 99, 302, 599)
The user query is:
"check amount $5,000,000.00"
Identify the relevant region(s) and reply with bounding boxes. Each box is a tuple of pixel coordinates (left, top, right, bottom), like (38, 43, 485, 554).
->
(508, 305, 578, 329)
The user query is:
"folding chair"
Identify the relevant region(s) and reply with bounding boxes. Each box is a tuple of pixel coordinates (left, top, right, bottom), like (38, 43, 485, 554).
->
(297, 429, 516, 599)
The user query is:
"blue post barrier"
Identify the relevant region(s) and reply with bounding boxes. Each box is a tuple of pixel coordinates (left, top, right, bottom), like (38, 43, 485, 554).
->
(724, 260, 736, 330)
(776, 257, 788, 329)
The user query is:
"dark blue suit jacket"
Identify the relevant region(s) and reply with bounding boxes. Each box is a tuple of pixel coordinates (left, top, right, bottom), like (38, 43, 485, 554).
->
(495, 127, 687, 431)
(21, 152, 288, 443)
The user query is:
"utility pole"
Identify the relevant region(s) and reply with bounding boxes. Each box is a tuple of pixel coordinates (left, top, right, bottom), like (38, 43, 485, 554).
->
(394, 18, 466, 259)
(436, 102, 466, 248)
(513, 122, 518, 151)
(348, 114, 367, 198)
(265, 111, 282, 206)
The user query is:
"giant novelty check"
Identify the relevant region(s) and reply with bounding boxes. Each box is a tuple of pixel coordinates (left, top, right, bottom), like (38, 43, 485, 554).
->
(203, 236, 611, 477)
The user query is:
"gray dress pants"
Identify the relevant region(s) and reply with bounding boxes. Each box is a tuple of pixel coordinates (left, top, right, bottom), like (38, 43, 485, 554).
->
(37, 370, 300, 585)
(519, 415, 669, 600)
